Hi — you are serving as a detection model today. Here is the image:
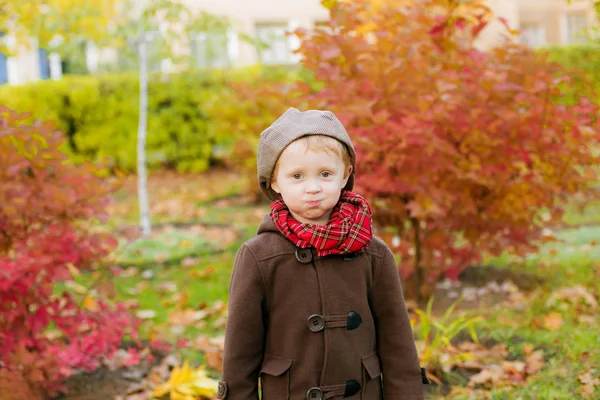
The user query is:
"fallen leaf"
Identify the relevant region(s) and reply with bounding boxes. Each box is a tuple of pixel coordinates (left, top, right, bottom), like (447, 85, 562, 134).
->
(546, 285, 598, 310)
(83, 296, 99, 312)
(525, 350, 545, 375)
(176, 290, 190, 309)
(579, 369, 599, 399)
(468, 364, 504, 388)
(152, 361, 219, 399)
(189, 266, 216, 279)
(97, 280, 117, 299)
(213, 317, 227, 329)
(169, 309, 196, 326)
(158, 281, 178, 293)
(136, 309, 157, 319)
(542, 312, 563, 331)
(578, 315, 596, 325)
(181, 257, 200, 268)
(121, 267, 139, 277)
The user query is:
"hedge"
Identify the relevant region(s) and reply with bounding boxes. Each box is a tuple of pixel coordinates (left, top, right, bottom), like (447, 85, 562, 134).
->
(0, 66, 300, 172)
(544, 44, 600, 104)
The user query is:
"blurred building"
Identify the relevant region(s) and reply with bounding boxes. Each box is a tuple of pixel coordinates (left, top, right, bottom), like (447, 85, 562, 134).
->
(182, 0, 522, 67)
(1, 0, 597, 85)
(519, 0, 597, 47)
(0, 37, 62, 85)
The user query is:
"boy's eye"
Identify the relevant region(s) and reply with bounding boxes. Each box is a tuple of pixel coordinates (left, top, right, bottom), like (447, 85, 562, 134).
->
(321, 172, 331, 177)
(292, 173, 302, 179)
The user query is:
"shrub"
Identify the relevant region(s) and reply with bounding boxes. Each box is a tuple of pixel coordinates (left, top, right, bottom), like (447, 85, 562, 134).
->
(544, 45, 600, 105)
(292, 0, 600, 300)
(0, 107, 139, 395)
(545, 45, 600, 74)
(0, 72, 227, 173)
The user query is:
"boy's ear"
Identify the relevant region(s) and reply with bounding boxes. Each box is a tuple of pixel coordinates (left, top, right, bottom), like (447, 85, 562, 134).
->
(271, 180, 281, 194)
(342, 165, 353, 186)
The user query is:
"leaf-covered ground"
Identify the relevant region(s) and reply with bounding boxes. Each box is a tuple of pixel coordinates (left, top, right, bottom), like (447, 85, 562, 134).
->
(54, 169, 599, 400)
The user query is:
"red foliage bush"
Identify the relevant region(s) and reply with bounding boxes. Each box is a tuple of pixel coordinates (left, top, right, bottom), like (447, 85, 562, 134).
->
(293, 0, 600, 300)
(0, 107, 139, 396)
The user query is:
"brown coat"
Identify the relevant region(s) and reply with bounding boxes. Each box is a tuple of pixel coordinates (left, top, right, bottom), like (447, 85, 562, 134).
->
(218, 214, 425, 400)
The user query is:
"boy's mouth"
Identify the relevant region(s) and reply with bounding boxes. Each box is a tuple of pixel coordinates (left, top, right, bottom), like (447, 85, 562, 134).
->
(307, 200, 321, 206)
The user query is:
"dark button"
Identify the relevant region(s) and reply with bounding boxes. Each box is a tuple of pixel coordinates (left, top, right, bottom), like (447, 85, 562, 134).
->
(342, 253, 357, 261)
(344, 379, 361, 397)
(346, 311, 362, 331)
(307, 314, 325, 332)
(306, 387, 323, 400)
(296, 248, 313, 264)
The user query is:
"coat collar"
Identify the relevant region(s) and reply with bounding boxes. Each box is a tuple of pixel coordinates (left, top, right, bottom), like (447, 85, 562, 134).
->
(257, 213, 278, 235)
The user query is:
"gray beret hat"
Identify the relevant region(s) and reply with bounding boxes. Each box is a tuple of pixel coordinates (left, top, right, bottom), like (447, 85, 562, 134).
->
(257, 107, 356, 200)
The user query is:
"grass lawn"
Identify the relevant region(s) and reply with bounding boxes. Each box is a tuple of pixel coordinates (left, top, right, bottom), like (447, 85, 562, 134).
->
(73, 169, 599, 399)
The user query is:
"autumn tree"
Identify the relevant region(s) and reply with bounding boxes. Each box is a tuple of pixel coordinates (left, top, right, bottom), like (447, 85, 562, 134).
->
(0, 0, 120, 53)
(293, 0, 600, 301)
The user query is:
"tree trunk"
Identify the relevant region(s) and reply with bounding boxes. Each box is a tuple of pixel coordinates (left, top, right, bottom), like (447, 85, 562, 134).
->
(137, 34, 151, 236)
(410, 217, 424, 303)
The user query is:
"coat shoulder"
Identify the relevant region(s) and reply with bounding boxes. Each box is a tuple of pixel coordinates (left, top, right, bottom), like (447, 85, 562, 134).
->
(242, 231, 295, 261)
(366, 235, 392, 259)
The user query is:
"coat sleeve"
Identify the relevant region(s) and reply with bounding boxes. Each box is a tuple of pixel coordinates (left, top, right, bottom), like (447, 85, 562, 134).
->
(219, 244, 266, 400)
(370, 245, 424, 400)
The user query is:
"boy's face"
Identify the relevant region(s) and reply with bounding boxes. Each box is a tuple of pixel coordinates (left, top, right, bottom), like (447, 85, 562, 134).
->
(271, 140, 352, 225)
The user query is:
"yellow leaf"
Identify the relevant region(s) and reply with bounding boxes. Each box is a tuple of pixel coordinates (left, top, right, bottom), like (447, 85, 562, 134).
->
(97, 280, 117, 299)
(153, 361, 219, 399)
(82, 296, 99, 312)
(180, 240, 193, 248)
(66, 262, 80, 277)
(543, 312, 563, 331)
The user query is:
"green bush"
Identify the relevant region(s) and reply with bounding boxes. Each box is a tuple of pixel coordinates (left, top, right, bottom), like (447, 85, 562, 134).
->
(0, 70, 261, 172)
(0, 65, 329, 173)
(545, 44, 600, 73)
(543, 45, 600, 104)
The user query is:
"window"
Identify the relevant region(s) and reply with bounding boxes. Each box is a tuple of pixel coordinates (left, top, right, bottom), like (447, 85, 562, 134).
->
(255, 21, 297, 65)
(0, 33, 6, 84)
(191, 30, 237, 68)
(0, 53, 7, 85)
(520, 24, 546, 48)
(38, 48, 50, 80)
(563, 12, 588, 44)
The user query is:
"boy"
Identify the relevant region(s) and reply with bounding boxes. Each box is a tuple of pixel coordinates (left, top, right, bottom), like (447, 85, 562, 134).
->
(218, 108, 426, 400)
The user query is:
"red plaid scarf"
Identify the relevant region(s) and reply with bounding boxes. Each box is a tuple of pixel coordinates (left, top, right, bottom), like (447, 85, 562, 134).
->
(270, 190, 373, 257)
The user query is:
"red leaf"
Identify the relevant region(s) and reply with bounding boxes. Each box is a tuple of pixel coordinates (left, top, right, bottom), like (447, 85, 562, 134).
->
(471, 20, 489, 38)
(321, 46, 342, 60)
(429, 23, 446, 37)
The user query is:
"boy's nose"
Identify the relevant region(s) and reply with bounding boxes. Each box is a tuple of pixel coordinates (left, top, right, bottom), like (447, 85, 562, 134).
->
(306, 180, 321, 193)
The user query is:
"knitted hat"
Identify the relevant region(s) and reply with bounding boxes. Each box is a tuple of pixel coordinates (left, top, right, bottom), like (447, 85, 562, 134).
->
(257, 107, 356, 200)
